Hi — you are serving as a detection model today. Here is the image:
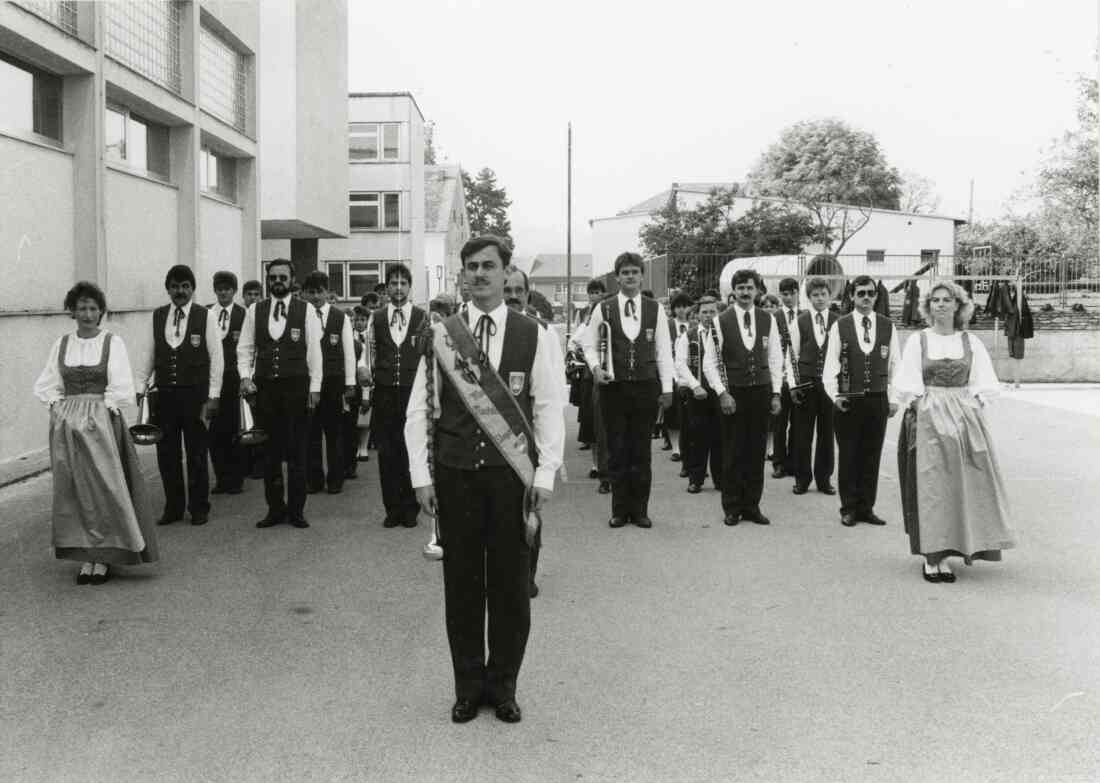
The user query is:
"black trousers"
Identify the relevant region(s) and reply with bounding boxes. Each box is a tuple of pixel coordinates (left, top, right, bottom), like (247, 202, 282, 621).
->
(340, 395, 361, 476)
(601, 379, 660, 518)
(591, 382, 609, 474)
(685, 391, 723, 487)
(308, 376, 345, 491)
(373, 385, 418, 522)
(833, 393, 889, 517)
(208, 381, 244, 492)
(793, 379, 835, 489)
(770, 383, 796, 473)
(719, 385, 771, 516)
(155, 385, 210, 518)
(576, 374, 595, 444)
(436, 463, 530, 703)
(256, 377, 310, 520)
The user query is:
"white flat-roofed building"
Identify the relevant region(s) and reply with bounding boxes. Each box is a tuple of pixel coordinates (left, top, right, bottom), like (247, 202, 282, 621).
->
(423, 164, 469, 301)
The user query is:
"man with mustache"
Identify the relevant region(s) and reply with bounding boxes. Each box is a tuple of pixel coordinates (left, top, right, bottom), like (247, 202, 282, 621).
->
(139, 264, 223, 526)
(237, 259, 323, 529)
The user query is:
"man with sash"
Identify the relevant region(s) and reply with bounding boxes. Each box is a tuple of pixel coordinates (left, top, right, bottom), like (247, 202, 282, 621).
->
(702, 269, 783, 526)
(363, 263, 426, 528)
(139, 264, 223, 526)
(789, 277, 839, 496)
(822, 274, 900, 527)
(674, 292, 723, 494)
(237, 259, 323, 529)
(300, 271, 356, 495)
(580, 253, 674, 529)
(405, 235, 564, 724)
(208, 271, 247, 495)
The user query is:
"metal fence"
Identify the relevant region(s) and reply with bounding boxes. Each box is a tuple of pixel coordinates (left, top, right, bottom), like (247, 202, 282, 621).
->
(12, 0, 78, 36)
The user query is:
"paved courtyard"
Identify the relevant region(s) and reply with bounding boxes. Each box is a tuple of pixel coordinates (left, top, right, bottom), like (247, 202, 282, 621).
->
(1, 388, 1098, 782)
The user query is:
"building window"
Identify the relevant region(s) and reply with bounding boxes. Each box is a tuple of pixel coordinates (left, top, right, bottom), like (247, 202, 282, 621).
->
(350, 192, 401, 230)
(199, 26, 249, 132)
(326, 262, 346, 299)
(866, 250, 885, 264)
(349, 122, 400, 161)
(920, 249, 940, 268)
(104, 1, 182, 94)
(200, 147, 237, 201)
(12, 1, 78, 36)
(0, 53, 61, 142)
(106, 104, 170, 180)
(324, 261, 398, 300)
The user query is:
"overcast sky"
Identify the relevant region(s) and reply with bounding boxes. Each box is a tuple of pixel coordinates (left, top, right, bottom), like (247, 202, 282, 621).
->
(348, 0, 1097, 260)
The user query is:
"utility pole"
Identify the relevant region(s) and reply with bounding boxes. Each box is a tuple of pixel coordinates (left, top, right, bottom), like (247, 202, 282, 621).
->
(565, 122, 573, 335)
(968, 179, 974, 225)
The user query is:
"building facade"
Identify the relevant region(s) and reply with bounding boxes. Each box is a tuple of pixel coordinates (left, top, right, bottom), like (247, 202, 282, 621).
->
(528, 253, 593, 315)
(423, 164, 468, 301)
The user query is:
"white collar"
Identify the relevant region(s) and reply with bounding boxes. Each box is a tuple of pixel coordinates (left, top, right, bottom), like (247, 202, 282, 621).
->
(172, 300, 194, 315)
(468, 300, 508, 325)
(389, 301, 411, 315)
(617, 291, 640, 306)
(733, 303, 754, 317)
(271, 294, 292, 306)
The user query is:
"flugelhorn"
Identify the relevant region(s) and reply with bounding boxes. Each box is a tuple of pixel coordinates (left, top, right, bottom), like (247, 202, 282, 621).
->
(236, 394, 267, 445)
(597, 319, 614, 381)
(421, 509, 443, 560)
(130, 387, 162, 445)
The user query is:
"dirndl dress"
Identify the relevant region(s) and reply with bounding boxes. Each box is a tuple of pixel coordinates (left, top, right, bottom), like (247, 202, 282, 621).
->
(48, 334, 159, 565)
(897, 332, 1015, 564)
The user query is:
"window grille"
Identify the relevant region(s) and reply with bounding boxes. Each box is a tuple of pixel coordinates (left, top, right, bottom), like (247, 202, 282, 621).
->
(12, 1, 78, 36)
(104, 1, 182, 94)
(199, 26, 248, 132)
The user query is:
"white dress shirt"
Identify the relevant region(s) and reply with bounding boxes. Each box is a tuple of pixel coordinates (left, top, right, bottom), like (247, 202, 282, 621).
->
(822, 310, 900, 404)
(212, 303, 236, 337)
(139, 299, 224, 399)
(35, 331, 136, 413)
(386, 301, 413, 346)
(674, 325, 714, 390)
(404, 301, 566, 492)
(314, 301, 357, 386)
(701, 305, 783, 396)
(236, 295, 324, 393)
(578, 292, 675, 394)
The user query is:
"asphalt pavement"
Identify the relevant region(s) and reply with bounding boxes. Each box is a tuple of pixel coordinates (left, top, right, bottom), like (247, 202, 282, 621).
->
(1, 389, 1099, 783)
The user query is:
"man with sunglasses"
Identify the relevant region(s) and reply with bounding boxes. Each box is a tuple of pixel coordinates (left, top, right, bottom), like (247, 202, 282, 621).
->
(237, 259, 323, 529)
(822, 275, 900, 527)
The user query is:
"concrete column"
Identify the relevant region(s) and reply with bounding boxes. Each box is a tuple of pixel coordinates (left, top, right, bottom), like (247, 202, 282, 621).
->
(67, 3, 105, 286)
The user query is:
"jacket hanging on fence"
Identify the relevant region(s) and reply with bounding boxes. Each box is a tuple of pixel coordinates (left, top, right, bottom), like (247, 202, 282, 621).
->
(874, 281, 890, 318)
(1002, 286, 1034, 340)
(901, 279, 923, 326)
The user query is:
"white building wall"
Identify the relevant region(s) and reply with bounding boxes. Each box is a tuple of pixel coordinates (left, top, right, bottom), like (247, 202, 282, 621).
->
(104, 170, 180, 310)
(258, 0, 296, 221)
(200, 196, 245, 289)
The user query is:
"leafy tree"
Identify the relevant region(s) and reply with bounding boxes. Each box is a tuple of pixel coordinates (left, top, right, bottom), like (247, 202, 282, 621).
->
(898, 170, 942, 214)
(462, 167, 513, 242)
(746, 119, 902, 255)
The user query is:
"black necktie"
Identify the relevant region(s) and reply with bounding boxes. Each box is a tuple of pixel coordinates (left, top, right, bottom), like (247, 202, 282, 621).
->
(391, 308, 406, 328)
(816, 312, 824, 334)
(274, 300, 285, 321)
(625, 298, 636, 319)
(218, 309, 228, 327)
(862, 315, 872, 343)
(173, 307, 183, 337)
(474, 314, 496, 359)
(679, 323, 686, 336)
(787, 309, 794, 324)
(743, 310, 752, 338)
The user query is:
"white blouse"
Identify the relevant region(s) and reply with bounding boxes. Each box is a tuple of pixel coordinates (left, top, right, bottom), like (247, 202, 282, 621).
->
(33, 331, 137, 412)
(893, 329, 1000, 406)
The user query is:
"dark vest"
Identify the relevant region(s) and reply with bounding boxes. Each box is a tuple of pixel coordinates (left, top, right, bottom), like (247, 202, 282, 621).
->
(686, 326, 715, 391)
(317, 306, 347, 379)
(719, 306, 772, 388)
(604, 296, 659, 382)
(796, 309, 838, 380)
(153, 304, 211, 388)
(254, 298, 309, 380)
(214, 303, 246, 388)
(836, 313, 893, 394)
(435, 309, 539, 470)
(372, 305, 426, 388)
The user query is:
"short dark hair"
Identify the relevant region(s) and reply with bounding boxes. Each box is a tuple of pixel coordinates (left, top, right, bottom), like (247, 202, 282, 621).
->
(242, 279, 262, 294)
(505, 266, 530, 292)
(352, 305, 370, 318)
(852, 275, 876, 292)
(671, 292, 694, 310)
(703, 288, 721, 300)
(730, 269, 758, 288)
(696, 292, 719, 306)
(613, 252, 644, 275)
(164, 264, 196, 289)
(266, 258, 295, 278)
(461, 235, 513, 266)
(386, 264, 413, 285)
(212, 271, 238, 291)
(641, 289, 654, 299)
(761, 293, 781, 307)
(587, 279, 606, 294)
(361, 292, 381, 308)
(64, 281, 107, 316)
(301, 271, 330, 292)
(779, 277, 799, 293)
(373, 282, 387, 295)
(806, 277, 831, 294)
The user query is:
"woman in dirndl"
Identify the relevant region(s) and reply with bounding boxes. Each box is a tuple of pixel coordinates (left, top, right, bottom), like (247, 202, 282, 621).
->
(895, 281, 1015, 584)
(33, 282, 158, 585)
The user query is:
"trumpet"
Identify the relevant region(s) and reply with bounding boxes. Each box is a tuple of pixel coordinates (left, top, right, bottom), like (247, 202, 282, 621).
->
(130, 387, 162, 445)
(236, 394, 267, 445)
(597, 319, 614, 381)
(421, 509, 443, 561)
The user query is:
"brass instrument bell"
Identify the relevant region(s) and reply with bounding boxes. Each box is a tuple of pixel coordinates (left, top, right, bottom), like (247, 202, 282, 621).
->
(597, 319, 614, 381)
(421, 509, 443, 561)
(129, 388, 162, 445)
(236, 395, 267, 445)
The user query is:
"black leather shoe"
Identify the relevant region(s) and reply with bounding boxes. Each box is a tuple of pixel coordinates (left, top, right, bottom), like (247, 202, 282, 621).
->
(190, 513, 208, 526)
(76, 568, 92, 585)
(226, 486, 243, 495)
(938, 569, 956, 583)
(256, 513, 284, 528)
(771, 467, 787, 479)
(588, 468, 599, 479)
(494, 699, 522, 723)
(401, 515, 418, 528)
(686, 483, 702, 494)
(597, 480, 611, 494)
(211, 485, 226, 495)
(670, 452, 682, 462)
(922, 565, 942, 583)
(89, 565, 110, 585)
(743, 509, 771, 525)
(326, 485, 343, 495)
(633, 515, 653, 529)
(679, 468, 689, 478)
(383, 514, 401, 528)
(307, 485, 324, 495)
(289, 516, 310, 529)
(840, 513, 857, 527)
(451, 699, 480, 723)
(818, 484, 837, 495)
(157, 514, 182, 526)
(608, 516, 626, 528)
(792, 483, 808, 495)
(529, 581, 539, 598)
(723, 513, 740, 526)
(864, 512, 887, 526)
